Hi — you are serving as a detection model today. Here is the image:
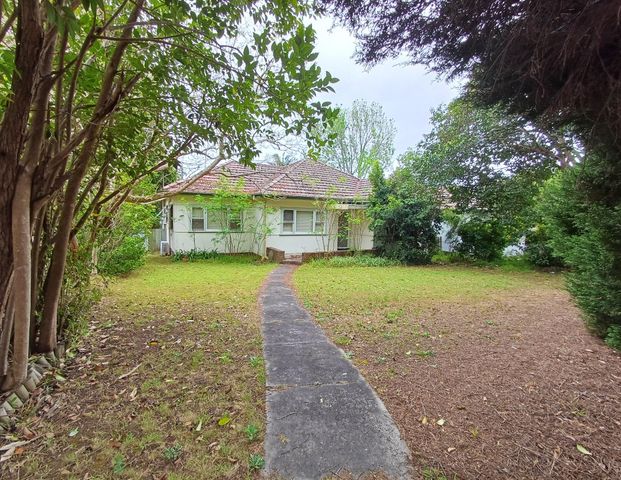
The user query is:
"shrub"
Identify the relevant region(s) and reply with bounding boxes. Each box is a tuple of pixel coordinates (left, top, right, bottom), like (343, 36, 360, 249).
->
(444, 211, 509, 262)
(310, 254, 400, 267)
(171, 249, 220, 262)
(538, 165, 621, 339)
(605, 325, 621, 351)
(523, 225, 564, 267)
(98, 236, 147, 276)
(369, 163, 441, 264)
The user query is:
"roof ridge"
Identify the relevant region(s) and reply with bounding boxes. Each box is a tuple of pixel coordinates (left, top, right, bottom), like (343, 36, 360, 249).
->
(299, 158, 367, 181)
(258, 159, 305, 194)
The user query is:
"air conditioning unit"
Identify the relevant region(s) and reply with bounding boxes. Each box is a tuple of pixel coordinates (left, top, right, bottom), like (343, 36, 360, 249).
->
(160, 241, 170, 256)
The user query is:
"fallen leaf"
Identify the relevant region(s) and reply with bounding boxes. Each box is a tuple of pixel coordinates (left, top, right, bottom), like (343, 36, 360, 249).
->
(129, 387, 138, 401)
(576, 444, 592, 456)
(436, 418, 446, 426)
(447, 447, 456, 453)
(118, 364, 141, 380)
(195, 419, 203, 432)
(68, 428, 79, 437)
(19, 426, 36, 440)
(0, 438, 38, 462)
(420, 416, 428, 425)
(217, 415, 231, 426)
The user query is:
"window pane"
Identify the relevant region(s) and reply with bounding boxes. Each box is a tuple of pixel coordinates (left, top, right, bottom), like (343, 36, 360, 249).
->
(282, 222, 293, 233)
(283, 209, 294, 222)
(296, 211, 313, 233)
(207, 210, 225, 230)
(191, 207, 204, 231)
(314, 211, 325, 233)
(229, 210, 242, 231)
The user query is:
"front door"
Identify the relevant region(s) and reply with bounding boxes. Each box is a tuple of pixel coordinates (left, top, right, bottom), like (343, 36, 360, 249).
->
(337, 213, 349, 250)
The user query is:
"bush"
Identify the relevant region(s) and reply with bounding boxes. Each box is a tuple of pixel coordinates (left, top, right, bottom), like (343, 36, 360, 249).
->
(98, 236, 147, 276)
(171, 249, 220, 262)
(538, 165, 621, 339)
(523, 225, 564, 267)
(310, 254, 400, 267)
(605, 325, 621, 351)
(444, 211, 509, 262)
(369, 164, 441, 264)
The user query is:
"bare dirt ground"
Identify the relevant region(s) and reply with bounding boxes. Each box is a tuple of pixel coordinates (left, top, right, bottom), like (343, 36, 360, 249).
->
(294, 266, 621, 480)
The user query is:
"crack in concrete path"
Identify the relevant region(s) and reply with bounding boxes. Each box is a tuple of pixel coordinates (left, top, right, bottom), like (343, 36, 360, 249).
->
(260, 265, 412, 480)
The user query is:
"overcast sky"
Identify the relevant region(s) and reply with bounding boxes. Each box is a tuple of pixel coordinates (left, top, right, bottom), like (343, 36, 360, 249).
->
(312, 17, 461, 157)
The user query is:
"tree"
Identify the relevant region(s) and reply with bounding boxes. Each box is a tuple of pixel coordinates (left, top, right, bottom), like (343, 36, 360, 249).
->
(320, 0, 620, 155)
(537, 164, 621, 348)
(321, 0, 621, 341)
(406, 99, 579, 241)
(318, 99, 396, 178)
(369, 163, 440, 264)
(0, 0, 336, 391)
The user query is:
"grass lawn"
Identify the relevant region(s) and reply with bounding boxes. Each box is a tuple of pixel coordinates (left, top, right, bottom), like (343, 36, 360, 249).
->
(294, 263, 621, 479)
(7, 255, 277, 480)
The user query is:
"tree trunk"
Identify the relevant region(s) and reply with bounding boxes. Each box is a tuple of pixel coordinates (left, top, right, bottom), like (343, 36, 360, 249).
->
(0, 276, 14, 376)
(0, 1, 44, 351)
(37, 0, 145, 353)
(1, 169, 34, 390)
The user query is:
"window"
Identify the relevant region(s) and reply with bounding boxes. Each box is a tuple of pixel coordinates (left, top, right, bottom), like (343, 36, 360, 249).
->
(281, 209, 325, 234)
(191, 207, 205, 231)
(206, 209, 242, 231)
(282, 209, 294, 233)
(314, 211, 325, 233)
(206, 210, 224, 230)
(228, 210, 242, 231)
(296, 210, 313, 233)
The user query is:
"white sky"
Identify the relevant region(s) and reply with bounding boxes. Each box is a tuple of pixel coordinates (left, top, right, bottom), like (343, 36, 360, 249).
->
(312, 17, 461, 158)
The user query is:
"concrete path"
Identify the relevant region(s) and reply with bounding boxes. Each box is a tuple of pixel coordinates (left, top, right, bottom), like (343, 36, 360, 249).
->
(260, 265, 412, 480)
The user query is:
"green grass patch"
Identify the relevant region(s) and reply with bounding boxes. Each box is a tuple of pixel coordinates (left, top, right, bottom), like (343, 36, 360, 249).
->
(18, 256, 276, 479)
(295, 263, 559, 318)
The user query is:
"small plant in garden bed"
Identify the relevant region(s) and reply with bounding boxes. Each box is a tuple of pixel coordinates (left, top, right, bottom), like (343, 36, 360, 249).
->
(249, 453, 265, 471)
(171, 249, 220, 262)
(415, 349, 435, 358)
(249, 355, 262, 367)
(163, 443, 183, 462)
(309, 254, 401, 267)
(335, 336, 352, 346)
(244, 423, 260, 441)
(112, 454, 126, 474)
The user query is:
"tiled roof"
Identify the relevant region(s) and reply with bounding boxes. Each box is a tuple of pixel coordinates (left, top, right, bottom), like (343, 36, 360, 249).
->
(162, 160, 371, 201)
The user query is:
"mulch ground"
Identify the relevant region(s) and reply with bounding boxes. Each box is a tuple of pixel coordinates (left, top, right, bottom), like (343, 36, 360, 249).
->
(354, 287, 621, 479)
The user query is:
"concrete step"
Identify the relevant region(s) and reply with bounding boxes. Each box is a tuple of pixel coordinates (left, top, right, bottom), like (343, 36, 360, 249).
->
(282, 254, 302, 265)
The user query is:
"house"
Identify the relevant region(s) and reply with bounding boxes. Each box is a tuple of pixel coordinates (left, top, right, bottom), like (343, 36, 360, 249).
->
(158, 160, 374, 259)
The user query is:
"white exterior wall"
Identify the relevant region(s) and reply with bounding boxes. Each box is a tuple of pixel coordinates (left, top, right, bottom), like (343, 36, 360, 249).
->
(262, 198, 373, 254)
(165, 195, 374, 255)
(168, 195, 255, 253)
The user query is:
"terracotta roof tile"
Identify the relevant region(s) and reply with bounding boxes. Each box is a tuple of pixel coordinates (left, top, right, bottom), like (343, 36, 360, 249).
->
(163, 160, 371, 201)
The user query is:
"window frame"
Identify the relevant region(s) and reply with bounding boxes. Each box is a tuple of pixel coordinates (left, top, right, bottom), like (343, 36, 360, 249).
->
(190, 205, 243, 232)
(281, 208, 326, 235)
(190, 206, 206, 232)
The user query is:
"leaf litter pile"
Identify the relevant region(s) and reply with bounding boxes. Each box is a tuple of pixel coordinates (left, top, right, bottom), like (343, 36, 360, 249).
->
(1, 256, 276, 479)
(294, 265, 621, 479)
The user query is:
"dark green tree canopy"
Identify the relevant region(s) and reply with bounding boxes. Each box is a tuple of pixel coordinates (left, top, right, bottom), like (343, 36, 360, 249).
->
(321, 0, 621, 155)
(405, 99, 579, 236)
